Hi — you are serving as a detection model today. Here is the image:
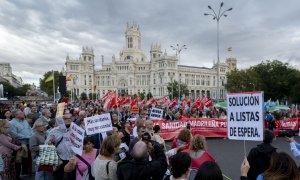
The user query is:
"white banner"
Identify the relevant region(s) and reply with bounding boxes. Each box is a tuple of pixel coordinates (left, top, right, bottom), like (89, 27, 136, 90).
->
(70, 122, 85, 155)
(150, 108, 163, 120)
(84, 113, 113, 135)
(227, 92, 264, 141)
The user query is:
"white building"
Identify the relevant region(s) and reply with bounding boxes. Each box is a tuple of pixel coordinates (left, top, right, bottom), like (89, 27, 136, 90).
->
(65, 23, 237, 100)
(0, 63, 23, 88)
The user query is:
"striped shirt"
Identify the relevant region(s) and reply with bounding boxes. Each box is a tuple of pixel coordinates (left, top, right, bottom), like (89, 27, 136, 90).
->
(45, 126, 73, 160)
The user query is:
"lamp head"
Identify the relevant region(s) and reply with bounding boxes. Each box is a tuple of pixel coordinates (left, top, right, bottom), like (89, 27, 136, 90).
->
(208, 5, 212, 9)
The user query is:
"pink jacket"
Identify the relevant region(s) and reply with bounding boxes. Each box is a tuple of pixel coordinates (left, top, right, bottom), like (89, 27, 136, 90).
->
(0, 134, 20, 156)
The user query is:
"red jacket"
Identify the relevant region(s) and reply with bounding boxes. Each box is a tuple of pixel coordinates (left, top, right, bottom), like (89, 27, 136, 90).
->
(188, 151, 215, 169)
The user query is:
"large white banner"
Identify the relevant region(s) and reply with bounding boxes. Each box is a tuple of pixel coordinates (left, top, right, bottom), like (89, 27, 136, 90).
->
(84, 113, 113, 135)
(70, 122, 85, 155)
(150, 108, 163, 120)
(227, 91, 264, 141)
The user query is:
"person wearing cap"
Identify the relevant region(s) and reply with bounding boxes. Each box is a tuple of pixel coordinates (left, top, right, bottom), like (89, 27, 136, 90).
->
(117, 136, 168, 180)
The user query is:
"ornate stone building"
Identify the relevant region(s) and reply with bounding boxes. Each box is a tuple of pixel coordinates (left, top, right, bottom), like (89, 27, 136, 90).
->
(0, 63, 22, 88)
(65, 23, 237, 100)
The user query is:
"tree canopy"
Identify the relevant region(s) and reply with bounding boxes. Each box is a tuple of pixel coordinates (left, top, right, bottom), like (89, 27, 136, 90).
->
(167, 80, 189, 99)
(225, 60, 300, 103)
(40, 71, 62, 96)
(0, 81, 32, 98)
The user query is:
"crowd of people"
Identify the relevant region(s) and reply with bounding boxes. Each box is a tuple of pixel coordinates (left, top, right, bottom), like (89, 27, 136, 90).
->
(0, 100, 300, 180)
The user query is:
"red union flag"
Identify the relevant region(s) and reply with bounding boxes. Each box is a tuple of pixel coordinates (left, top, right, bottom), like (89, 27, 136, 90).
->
(168, 98, 178, 107)
(140, 98, 147, 109)
(157, 96, 169, 105)
(131, 97, 139, 106)
(101, 90, 112, 102)
(120, 96, 131, 105)
(146, 97, 156, 107)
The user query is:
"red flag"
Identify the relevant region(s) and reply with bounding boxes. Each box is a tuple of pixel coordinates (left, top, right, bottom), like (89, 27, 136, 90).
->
(146, 97, 156, 107)
(140, 98, 147, 109)
(157, 96, 169, 105)
(168, 98, 178, 107)
(192, 97, 201, 109)
(119, 96, 131, 105)
(131, 97, 139, 106)
(204, 98, 213, 107)
(101, 90, 112, 102)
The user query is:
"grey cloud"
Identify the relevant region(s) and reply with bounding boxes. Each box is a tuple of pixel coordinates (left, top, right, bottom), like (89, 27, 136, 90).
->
(0, 0, 299, 85)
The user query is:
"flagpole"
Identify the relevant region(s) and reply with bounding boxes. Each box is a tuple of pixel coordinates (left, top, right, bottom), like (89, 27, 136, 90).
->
(53, 70, 55, 103)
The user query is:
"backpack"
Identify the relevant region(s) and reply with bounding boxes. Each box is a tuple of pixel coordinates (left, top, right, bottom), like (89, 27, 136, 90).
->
(76, 149, 99, 180)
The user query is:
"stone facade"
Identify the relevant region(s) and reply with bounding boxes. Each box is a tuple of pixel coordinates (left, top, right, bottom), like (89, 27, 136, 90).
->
(65, 23, 237, 100)
(0, 63, 22, 88)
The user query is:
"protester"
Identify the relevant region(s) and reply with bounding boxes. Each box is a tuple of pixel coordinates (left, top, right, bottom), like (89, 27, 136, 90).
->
(64, 136, 99, 180)
(194, 161, 223, 180)
(171, 128, 192, 152)
(256, 152, 300, 180)
(153, 125, 166, 151)
(247, 130, 277, 180)
(265, 111, 276, 132)
(121, 120, 131, 147)
(26, 106, 40, 125)
(50, 104, 57, 119)
(129, 125, 146, 153)
(186, 135, 215, 169)
(286, 135, 300, 159)
(164, 152, 191, 180)
(29, 120, 50, 179)
(36, 109, 51, 126)
(117, 139, 168, 180)
(132, 118, 144, 138)
(111, 112, 122, 130)
(3, 111, 11, 121)
(45, 113, 75, 180)
(145, 120, 154, 138)
(0, 119, 22, 180)
(93, 135, 120, 180)
(9, 109, 33, 176)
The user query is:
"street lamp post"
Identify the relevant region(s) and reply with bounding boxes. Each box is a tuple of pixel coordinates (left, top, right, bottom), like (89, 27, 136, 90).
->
(170, 44, 187, 101)
(204, 2, 232, 102)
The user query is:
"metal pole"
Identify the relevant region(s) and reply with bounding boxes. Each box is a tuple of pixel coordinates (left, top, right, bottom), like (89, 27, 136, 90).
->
(217, 19, 220, 102)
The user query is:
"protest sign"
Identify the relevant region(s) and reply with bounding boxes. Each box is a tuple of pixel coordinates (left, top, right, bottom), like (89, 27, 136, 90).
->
(84, 113, 113, 135)
(150, 107, 163, 120)
(70, 122, 85, 155)
(227, 91, 264, 141)
(56, 103, 65, 118)
(56, 117, 67, 133)
(131, 106, 139, 114)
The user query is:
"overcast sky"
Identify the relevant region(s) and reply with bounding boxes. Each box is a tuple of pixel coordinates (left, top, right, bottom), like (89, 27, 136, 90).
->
(0, 0, 299, 85)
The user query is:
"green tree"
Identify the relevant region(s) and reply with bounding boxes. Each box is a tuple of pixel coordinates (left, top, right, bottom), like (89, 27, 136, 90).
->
(167, 80, 189, 99)
(146, 92, 153, 100)
(225, 60, 300, 103)
(0, 81, 15, 98)
(40, 71, 62, 96)
(138, 92, 146, 100)
(88, 93, 97, 100)
(80, 92, 87, 100)
(15, 84, 31, 96)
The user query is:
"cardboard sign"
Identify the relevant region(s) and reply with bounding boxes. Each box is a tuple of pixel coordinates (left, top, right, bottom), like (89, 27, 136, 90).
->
(84, 113, 113, 135)
(70, 122, 85, 155)
(131, 106, 139, 114)
(227, 92, 264, 141)
(56, 103, 65, 118)
(150, 108, 163, 120)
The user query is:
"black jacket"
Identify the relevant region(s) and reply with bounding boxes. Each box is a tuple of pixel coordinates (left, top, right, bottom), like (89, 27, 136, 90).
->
(247, 143, 277, 180)
(117, 144, 168, 180)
